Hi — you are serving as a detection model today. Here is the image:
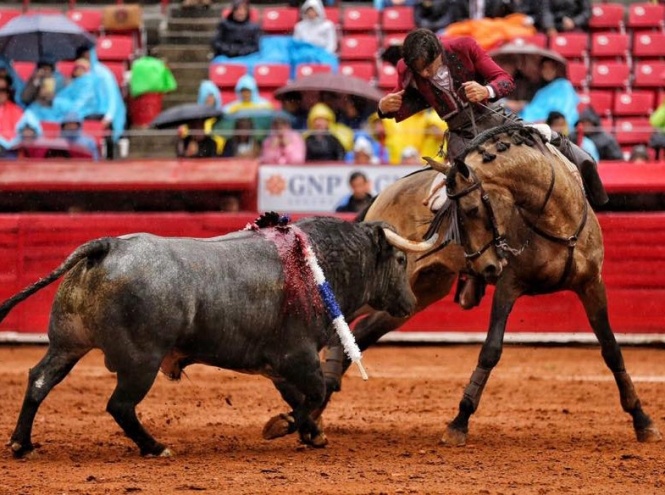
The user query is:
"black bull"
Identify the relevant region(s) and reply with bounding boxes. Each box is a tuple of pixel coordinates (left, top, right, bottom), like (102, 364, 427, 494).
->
(1, 216, 437, 457)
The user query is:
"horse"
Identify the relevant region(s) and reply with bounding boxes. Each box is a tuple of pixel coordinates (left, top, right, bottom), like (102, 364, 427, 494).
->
(262, 167, 469, 441)
(419, 122, 661, 445)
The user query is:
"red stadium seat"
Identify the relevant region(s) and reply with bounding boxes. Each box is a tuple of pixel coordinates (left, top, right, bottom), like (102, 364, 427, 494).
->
(377, 63, 398, 90)
(510, 33, 548, 48)
(340, 62, 375, 82)
(82, 119, 108, 150)
(589, 3, 625, 31)
(56, 61, 75, 79)
(342, 7, 379, 32)
(614, 118, 653, 145)
(549, 33, 589, 60)
(96, 35, 135, 62)
(40, 121, 61, 139)
(324, 6, 340, 24)
(104, 61, 128, 86)
(339, 34, 379, 61)
(578, 90, 614, 117)
(567, 61, 589, 88)
(381, 6, 415, 32)
(590, 32, 629, 59)
(0, 8, 21, 29)
(261, 7, 298, 34)
(613, 90, 655, 117)
(67, 9, 103, 33)
(632, 32, 665, 59)
(589, 61, 630, 88)
(253, 63, 290, 90)
(382, 32, 407, 48)
(627, 3, 665, 31)
(633, 61, 665, 88)
(12, 61, 34, 81)
(221, 6, 260, 23)
(209, 63, 248, 89)
(294, 63, 333, 79)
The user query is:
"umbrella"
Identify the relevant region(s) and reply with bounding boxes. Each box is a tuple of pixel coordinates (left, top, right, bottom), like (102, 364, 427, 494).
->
(274, 73, 385, 104)
(212, 108, 295, 138)
(0, 14, 96, 62)
(489, 41, 568, 102)
(150, 103, 223, 129)
(14, 138, 95, 159)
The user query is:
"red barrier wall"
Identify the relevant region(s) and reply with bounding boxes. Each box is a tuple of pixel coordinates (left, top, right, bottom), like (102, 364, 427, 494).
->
(1, 212, 664, 339)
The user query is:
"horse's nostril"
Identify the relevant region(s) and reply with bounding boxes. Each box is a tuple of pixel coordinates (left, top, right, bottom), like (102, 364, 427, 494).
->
(484, 265, 498, 276)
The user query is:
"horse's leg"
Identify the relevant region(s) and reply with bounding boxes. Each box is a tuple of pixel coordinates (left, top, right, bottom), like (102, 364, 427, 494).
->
(578, 279, 661, 442)
(442, 278, 518, 446)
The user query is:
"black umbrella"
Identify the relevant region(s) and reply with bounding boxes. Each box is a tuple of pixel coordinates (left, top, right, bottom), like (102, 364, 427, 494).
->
(150, 104, 224, 129)
(274, 73, 385, 103)
(0, 14, 96, 62)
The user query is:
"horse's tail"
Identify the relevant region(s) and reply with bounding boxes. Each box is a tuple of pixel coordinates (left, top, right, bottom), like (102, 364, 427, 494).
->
(0, 237, 116, 324)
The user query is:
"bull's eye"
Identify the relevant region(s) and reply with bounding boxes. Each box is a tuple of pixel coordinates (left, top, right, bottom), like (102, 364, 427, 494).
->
(396, 252, 407, 266)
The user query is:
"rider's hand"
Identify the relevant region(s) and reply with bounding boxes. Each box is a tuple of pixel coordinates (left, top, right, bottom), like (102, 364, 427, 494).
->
(378, 89, 405, 114)
(462, 81, 489, 103)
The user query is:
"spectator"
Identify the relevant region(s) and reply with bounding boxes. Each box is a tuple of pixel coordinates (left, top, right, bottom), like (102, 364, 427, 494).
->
(177, 119, 220, 158)
(281, 93, 308, 130)
(222, 74, 273, 114)
(335, 171, 375, 213)
(519, 58, 579, 127)
(55, 58, 100, 122)
(0, 74, 23, 155)
(374, 0, 419, 9)
(414, 0, 460, 34)
(546, 110, 599, 162)
(220, 194, 241, 212)
(20, 56, 65, 107)
(0, 56, 26, 107)
(293, 0, 337, 54)
(211, 0, 262, 59)
(401, 145, 422, 165)
(569, 107, 623, 161)
(541, 0, 591, 36)
(60, 112, 100, 161)
(25, 76, 59, 121)
(221, 117, 261, 158)
(260, 115, 306, 164)
(348, 135, 379, 165)
(15, 113, 42, 146)
(185, 80, 225, 155)
(361, 115, 391, 164)
(304, 103, 346, 161)
(629, 145, 649, 164)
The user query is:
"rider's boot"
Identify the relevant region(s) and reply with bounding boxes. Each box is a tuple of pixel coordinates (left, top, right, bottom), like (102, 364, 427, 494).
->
(550, 132, 609, 207)
(454, 273, 486, 310)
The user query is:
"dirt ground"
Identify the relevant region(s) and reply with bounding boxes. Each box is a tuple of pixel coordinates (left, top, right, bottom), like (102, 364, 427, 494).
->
(1, 344, 664, 495)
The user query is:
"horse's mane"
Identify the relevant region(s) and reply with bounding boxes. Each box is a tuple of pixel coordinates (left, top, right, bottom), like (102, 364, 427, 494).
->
(457, 123, 546, 164)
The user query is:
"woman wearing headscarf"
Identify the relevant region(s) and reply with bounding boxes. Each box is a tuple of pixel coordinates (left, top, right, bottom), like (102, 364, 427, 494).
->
(293, 0, 337, 54)
(211, 0, 262, 58)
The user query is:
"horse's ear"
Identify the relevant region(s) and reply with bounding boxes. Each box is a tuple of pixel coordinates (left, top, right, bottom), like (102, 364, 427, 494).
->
(422, 156, 451, 175)
(455, 159, 471, 179)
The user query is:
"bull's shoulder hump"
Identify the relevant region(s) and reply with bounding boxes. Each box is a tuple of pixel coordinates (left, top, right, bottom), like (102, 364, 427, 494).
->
(117, 231, 255, 244)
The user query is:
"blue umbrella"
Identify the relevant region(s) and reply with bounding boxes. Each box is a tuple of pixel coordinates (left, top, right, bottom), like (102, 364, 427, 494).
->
(0, 14, 96, 62)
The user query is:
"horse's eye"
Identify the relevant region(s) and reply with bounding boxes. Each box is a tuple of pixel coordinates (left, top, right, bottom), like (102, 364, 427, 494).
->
(464, 206, 480, 218)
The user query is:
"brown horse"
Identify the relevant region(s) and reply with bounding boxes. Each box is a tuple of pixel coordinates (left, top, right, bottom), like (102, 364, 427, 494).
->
(421, 123, 661, 445)
(262, 167, 468, 442)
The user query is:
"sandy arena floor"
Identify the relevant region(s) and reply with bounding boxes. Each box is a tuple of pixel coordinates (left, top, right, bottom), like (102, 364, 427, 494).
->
(1, 344, 664, 495)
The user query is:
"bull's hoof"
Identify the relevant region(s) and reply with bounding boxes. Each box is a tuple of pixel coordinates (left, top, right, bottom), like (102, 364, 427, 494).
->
(10, 441, 34, 459)
(636, 425, 662, 443)
(262, 414, 295, 440)
(306, 432, 328, 448)
(440, 426, 467, 447)
(141, 443, 170, 458)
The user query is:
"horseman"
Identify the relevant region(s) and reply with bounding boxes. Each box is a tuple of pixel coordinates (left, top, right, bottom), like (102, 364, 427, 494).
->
(378, 28, 608, 309)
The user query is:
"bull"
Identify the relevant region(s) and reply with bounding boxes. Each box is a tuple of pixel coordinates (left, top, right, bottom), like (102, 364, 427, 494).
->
(1, 216, 437, 458)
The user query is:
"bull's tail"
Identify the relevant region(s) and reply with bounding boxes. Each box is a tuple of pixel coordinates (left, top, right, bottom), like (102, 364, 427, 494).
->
(0, 237, 116, 324)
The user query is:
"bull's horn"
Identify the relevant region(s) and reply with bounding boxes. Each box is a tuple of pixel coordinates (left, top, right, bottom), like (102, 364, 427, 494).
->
(383, 229, 439, 253)
(423, 156, 452, 175)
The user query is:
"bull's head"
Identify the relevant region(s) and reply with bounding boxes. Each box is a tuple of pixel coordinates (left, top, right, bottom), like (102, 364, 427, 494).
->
(365, 222, 439, 318)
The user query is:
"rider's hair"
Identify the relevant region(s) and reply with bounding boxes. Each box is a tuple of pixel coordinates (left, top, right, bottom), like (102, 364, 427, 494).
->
(403, 28, 443, 72)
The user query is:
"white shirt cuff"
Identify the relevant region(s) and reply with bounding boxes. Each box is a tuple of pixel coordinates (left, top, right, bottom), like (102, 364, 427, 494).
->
(486, 85, 495, 99)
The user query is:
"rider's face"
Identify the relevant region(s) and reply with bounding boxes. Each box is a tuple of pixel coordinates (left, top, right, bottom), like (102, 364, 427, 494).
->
(414, 55, 443, 79)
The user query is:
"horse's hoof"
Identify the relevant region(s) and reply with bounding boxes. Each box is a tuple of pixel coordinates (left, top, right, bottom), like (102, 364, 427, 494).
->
(309, 432, 328, 448)
(440, 426, 467, 447)
(10, 441, 34, 459)
(636, 426, 662, 443)
(262, 413, 295, 440)
(142, 443, 170, 458)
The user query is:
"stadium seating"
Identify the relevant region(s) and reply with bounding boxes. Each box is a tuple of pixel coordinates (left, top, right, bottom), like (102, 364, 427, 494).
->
(57, 61, 75, 79)
(589, 3, 625, 31)
(381, 6, 415, 33)
(550, 33, 589, 61)
(324, 6, 340, 25)
(589, 61, 630, 89)
(261, 6, 298, 34)
(12, 61, 34, 82)
(567, 61, 589, 88)
(339, 34, 379, 61)
(294, 63, 333, 79)
(633, 61, 665, 88)
(209, 63, 248, 89)
(341, 6, 379, 33)
(40, 121, 60, 139)
(627, 3, 665, 31)
(632, 32, 665, 59)
(578, 90, 614, 117)
(253, 63, 290, 90)
(511, 33, 548, 48)
(96, 35, 135, 62)
(377, 63, 398, 90)
(614, 117, 653, 145)
(382, 32, 407, 49)
(613, 90, 656, 117)
(340, 62, 375, 82)
(67, 9, 103, 34)
(590, 32, 629, 59)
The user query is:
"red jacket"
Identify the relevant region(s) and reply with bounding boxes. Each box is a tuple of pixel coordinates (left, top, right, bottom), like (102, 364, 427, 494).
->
(384, 36, 515, 123)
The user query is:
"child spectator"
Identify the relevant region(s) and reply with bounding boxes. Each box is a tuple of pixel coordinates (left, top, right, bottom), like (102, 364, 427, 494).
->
(293, 0, 338, 54)
(547, 111, 599, 162)
(212, 0, 262, 58)
(349, 135, 378, 165)
(223, 75, 273, 114)
(60, 112, 99, 161)
(304, 103, 346, 161)
(335, 171, 375, 213)
(221, 117, 261, 158)
(20, 56, 65, 106)
(260, 115, 306, 164)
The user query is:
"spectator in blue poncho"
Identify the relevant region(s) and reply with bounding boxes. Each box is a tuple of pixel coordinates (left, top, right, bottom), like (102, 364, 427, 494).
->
(60, 112, 99, 161)
(222, 74, 273, 114)
(519, 58, 579, 127)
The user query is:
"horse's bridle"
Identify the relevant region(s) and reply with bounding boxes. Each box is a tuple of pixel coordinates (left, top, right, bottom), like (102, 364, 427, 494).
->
(447, 154, 589, 289)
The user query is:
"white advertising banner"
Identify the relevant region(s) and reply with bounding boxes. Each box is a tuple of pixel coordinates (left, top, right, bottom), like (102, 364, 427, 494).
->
(258, 164, 420, 212)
